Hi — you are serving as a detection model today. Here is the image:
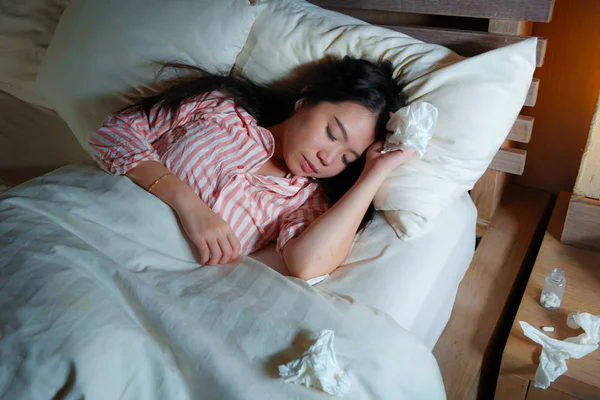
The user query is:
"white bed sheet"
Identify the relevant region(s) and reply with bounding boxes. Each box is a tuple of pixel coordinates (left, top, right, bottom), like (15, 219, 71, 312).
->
(0, 165, 446, 400)
(321, 192, 477, 350)
(254, 192, 476, 351)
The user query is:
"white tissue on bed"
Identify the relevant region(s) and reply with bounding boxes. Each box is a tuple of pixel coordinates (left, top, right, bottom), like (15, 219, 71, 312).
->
(519, 313, 600, 389)
(278, 330, 352, 396)
(382, 102, 438, 157)
(306, 274, 328, 286)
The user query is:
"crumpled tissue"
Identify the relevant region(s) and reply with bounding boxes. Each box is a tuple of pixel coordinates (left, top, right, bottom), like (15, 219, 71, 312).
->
(382, 102, 438, 157)
(279, 330, 351, 396)
(520, 312, 600, 389)
(306, 274, 328, 286)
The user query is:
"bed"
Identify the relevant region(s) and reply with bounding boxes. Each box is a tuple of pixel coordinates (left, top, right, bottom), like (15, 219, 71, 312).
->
(0, 0, 555, 399)
(253, 190, 476, 351)
(0, 165, 453, 399)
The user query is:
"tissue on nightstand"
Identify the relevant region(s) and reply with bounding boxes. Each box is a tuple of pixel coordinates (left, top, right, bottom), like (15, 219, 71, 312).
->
(382, 102, 438, 157)
(278, 330, 351, 396)
(520, 312, 600, 389)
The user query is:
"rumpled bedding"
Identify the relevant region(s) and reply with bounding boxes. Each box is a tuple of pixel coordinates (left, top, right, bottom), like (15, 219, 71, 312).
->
(0, 165, 446, 400)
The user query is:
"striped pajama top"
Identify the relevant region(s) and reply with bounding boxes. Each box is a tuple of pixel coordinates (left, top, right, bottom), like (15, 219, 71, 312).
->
(89, 90, 330, 255)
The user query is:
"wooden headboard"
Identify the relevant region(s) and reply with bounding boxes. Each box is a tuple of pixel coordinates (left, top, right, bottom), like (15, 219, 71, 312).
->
(309, 0, 554, 235)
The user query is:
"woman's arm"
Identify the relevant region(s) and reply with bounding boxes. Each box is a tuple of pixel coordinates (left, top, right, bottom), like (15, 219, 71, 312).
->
(126, 160, 241, 265)
(89, 97, 240, 265)
(126, 160, 191, 208)
(282, 143, 414, 280)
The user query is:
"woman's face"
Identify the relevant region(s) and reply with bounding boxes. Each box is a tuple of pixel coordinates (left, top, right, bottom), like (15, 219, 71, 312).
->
(280, 100, 378, 178)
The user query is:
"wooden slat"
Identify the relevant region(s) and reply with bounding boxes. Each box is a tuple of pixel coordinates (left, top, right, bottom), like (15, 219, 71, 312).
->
(525, 78, 539, 107)
(309, 0, 555, 22)
(495, 374, 530, 400)
(382, 26, 547, 67)
(490, 148, 527, 175)
(434, 184, 551, 400)
(489, 20, 533, 36)
(508, 116, 534, 143)
(527, 386, 581, 400)
(561, 194, 600, 252)
(472, 169, 509, 223)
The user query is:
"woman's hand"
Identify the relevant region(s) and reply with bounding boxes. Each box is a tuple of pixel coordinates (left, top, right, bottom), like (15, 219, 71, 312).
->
(283, 140, 415, 280)
(174, 194, 241, 265)
(363, 140, 415, 178)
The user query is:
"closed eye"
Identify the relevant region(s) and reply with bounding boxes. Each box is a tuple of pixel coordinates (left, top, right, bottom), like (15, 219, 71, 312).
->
(326, 125, 336, 141)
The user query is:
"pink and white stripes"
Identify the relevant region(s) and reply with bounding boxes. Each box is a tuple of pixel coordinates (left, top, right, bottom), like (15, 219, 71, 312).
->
(89, 91, 329, 255)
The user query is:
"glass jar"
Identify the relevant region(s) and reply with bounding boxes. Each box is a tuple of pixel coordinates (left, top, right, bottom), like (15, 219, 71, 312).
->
(540, 268, 567, 310)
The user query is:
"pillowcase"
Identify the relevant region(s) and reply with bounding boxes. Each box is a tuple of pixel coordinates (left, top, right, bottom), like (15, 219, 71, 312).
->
(0, 0, 70, 105)
(35, 0, 264, 153)
(233, 0, 536, 239)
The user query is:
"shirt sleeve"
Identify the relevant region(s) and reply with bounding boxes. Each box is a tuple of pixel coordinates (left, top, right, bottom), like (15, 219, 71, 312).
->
(88, 91, 230, 175)
(276, 188, 330, 254)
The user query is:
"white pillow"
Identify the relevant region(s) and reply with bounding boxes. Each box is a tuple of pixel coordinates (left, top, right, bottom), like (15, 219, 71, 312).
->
(233, 0, 536, 239)
(0, 0, 70, 105)
(35, 0, 264, 152)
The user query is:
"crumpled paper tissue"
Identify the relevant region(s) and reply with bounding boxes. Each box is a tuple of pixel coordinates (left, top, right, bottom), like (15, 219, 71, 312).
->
(520, 312, 600, 389)
(279, 330, 351, 396)
(382, 102, 438, 157)
(306, 274, 328, 286)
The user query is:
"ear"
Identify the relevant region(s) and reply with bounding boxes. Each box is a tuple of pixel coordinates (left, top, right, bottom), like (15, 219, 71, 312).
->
(294, 97, 306, 111)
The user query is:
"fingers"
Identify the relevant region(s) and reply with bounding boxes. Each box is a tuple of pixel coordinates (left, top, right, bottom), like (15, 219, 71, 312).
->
(369, 140, 384, 149)
(367, 140, 384, 155)
(196, 240, 211, 265)
(200, 234, 240, 265)
(227, 232, 241, 262)
(217, 236, 233, 264)
(390, 148, 416, 159)
(193, 229, 240, 265)
(206, 239, 222, 265)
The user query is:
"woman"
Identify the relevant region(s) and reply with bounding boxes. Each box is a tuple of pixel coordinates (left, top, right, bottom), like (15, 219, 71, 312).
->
(89, 56, 413, 280)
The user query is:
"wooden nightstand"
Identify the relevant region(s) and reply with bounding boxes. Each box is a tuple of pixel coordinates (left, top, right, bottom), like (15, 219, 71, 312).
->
(495, 192, 600, 400)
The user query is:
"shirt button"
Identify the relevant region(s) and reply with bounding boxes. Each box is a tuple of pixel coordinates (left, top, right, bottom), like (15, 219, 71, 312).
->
(237, 165, 244, 169)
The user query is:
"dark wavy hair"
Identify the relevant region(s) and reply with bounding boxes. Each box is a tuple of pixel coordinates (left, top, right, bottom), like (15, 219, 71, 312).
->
(123, 56, 406, 231)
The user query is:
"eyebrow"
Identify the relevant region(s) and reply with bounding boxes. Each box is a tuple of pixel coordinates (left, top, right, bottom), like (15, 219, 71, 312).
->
(334, 116, 360, 159)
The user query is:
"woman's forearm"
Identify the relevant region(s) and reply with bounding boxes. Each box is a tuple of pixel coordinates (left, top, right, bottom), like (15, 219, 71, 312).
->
(282, 172, 386, 280)
(126, 160, 199, 210)
(126, 162, 241, 265)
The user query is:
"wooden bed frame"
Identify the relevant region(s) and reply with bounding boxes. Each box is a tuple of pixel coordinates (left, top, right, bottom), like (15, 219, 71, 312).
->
(308, 1, 556, 398)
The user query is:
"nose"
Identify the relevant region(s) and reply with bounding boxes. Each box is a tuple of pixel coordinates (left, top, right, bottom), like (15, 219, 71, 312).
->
(317, 150, 336, 167)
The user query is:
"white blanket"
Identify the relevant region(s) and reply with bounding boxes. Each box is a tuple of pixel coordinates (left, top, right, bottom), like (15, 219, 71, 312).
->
(0, 165, 446, 400)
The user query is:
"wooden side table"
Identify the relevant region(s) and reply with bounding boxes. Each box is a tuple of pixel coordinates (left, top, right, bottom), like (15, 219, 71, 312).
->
(495, 192, 600, 400)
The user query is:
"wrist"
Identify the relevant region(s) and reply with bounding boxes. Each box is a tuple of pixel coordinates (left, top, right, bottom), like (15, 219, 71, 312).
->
(359, 164, 387, 184)
(356, 168, 387, 194)
(169, 184, 202, 211)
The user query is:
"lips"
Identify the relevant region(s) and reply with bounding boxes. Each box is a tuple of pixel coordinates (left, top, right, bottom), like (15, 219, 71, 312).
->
(302, 156, 318, 174)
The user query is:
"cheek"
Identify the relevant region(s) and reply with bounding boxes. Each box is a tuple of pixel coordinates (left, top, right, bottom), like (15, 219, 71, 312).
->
(289, 118, 322, 149)
(321, 161, 346, 178)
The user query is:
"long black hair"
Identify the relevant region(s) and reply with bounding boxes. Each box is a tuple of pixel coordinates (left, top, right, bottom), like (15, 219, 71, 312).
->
(123, 56, 406, 231)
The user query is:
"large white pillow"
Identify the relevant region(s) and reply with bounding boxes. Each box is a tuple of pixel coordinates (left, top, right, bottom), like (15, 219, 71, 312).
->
(35, 0, 264, 153)
(0, 0, 70, 105)
(233, 0, 536, 239)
